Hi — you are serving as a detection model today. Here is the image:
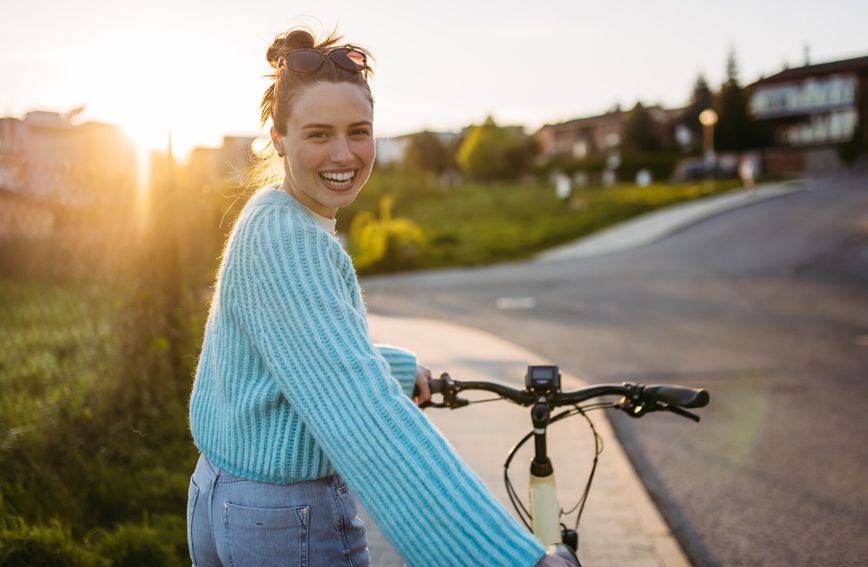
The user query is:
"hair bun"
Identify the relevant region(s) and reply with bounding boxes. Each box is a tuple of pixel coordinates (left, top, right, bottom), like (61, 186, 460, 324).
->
(266, 29, 315, 67)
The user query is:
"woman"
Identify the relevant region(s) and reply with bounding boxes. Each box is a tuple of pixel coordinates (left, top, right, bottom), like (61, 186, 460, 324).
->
(187, 27, 568, 567)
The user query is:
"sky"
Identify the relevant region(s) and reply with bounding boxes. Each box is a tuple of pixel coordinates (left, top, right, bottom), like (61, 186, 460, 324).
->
(3, 0, 867, 160)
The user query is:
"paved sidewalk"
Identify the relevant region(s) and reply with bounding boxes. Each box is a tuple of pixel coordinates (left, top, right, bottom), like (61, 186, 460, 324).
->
(362, 315, 691, 567)
(537, 182, 808, 262)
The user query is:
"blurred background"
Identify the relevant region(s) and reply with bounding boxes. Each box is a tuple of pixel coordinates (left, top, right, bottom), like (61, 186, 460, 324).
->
(1, 1, 866, 565)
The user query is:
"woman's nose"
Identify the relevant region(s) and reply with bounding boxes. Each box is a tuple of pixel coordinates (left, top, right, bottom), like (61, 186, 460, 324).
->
(330, 137, 353, 163)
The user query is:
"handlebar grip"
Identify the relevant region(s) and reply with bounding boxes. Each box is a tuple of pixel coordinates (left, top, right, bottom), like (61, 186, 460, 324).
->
(427, 378, 445, 394)
(643, 385, 709, 408)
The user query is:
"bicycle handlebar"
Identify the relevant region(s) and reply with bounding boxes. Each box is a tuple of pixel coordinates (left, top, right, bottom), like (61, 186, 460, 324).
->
(423, 373, 709, 420)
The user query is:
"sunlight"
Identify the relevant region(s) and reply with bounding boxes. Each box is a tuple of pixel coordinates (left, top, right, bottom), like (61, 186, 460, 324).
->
(122, 120, 172, 155)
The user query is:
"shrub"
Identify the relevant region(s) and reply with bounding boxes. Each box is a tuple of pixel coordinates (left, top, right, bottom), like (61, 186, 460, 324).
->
(617, 152, 681, 181)
(0, 518, 107, 567)
(348, 196, 426, 273)
(91, 522, 183, 567)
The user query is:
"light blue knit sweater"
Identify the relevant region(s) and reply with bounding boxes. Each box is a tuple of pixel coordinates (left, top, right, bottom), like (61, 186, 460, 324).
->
(189, 185, 545, 567)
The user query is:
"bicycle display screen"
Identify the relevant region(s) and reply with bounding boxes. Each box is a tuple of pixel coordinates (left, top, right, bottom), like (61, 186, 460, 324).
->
(526, 365, 560, 390)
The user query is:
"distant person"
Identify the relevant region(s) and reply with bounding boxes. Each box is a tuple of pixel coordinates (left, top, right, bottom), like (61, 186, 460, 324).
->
(739, 155, 756, 193)
(185, 27, 569, 567)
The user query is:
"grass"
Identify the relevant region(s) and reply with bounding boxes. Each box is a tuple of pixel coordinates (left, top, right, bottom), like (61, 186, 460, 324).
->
(0, 274, 194, 565)
(0, 279, 121, 435)
(342, 172, 742, 273)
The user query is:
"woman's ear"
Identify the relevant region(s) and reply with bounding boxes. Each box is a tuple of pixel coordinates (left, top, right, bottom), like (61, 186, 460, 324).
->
(270, 126, 285, 157)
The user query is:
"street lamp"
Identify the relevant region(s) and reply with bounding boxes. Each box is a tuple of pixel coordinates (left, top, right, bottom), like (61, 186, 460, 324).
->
(699, 108, 718, 192)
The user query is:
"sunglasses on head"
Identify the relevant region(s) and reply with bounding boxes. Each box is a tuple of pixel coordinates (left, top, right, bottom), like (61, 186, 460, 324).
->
(278, 47, 368, 76)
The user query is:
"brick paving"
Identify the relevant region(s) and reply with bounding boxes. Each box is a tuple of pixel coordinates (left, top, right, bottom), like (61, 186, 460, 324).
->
(362, 315, 690, 567)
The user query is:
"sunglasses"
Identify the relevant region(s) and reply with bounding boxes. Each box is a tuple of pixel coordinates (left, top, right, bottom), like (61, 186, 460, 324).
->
(278, 47, 368, 75)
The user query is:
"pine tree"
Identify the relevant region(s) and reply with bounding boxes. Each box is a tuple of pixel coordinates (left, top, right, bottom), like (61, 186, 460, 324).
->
(714, 48, 756, 151)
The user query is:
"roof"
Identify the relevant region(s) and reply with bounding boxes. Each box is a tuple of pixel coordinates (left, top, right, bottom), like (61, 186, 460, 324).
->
(755, 54, 868, 85)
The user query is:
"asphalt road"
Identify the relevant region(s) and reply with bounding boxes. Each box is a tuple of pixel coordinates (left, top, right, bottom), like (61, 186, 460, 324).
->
(361, 174, 868, 567)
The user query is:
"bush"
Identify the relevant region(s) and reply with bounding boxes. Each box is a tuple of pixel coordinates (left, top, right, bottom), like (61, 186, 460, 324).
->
(91, 522, 184, 567)
(0, 518, 107, 567)
(618, 152, 680, 181)
(349, 196, 426, 273)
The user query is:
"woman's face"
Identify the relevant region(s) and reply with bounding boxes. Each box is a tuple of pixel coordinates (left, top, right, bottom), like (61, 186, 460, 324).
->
(272, 81, 375, 219)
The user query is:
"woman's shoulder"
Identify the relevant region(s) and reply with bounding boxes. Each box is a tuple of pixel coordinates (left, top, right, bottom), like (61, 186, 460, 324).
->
(236, 184, 314, 233)
(232, 185, 347, 260)
(243, 182, 298, 214)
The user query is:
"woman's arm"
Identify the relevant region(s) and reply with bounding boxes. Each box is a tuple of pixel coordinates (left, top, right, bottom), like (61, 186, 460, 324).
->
(372, 344, 417, 397)
(230, 207, 545, 567)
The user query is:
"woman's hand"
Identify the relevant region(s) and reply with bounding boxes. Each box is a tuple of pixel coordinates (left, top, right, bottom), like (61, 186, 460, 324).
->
(412, 364, 432, 407)
(534, 553, 575, 567)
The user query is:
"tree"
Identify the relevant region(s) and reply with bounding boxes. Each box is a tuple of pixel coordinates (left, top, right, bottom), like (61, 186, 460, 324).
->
(403, 131, 452, 174)
(456, 116, 533, 181)
(679, 74, 715, 152)
(714, 48, 758, 151)
(621, 103, 664, 153)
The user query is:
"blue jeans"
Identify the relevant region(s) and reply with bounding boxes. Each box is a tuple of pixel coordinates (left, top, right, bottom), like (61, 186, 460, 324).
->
(187, 454, 370, 566)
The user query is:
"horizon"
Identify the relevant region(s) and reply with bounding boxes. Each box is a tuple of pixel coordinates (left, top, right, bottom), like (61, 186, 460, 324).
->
(3, 0, 867, 159)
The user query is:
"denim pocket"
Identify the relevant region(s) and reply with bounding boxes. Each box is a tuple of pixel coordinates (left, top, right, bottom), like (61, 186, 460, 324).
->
(223, 502, 310, 567)
(186, 476, 200, 564)
(333, 486, 369, 566)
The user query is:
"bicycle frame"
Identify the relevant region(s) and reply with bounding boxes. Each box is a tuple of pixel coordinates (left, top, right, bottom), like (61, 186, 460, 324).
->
(528, 398, 566, 548)
(530, 464, 562, 546)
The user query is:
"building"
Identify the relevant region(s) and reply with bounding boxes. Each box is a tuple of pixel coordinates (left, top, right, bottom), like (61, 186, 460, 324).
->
(185, 135, 258, 193)
(0, 110, 137, 241)
(0, 110, 136, 206)
(375, 130, 462, 167)
(535, 105, 683, 162)
(749, 54, 868, 176)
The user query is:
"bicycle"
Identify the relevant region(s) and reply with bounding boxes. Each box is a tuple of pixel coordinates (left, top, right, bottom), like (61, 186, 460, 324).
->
(417, 365, 710, 566)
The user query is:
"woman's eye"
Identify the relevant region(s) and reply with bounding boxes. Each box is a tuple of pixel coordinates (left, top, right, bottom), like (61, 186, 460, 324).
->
(351, 128, 371, 137)
(307, 131, 328, 139)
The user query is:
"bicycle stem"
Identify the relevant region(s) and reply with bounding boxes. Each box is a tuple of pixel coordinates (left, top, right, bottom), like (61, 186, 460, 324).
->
(529, 398, 562, 546)
(531, 401, 553, 476)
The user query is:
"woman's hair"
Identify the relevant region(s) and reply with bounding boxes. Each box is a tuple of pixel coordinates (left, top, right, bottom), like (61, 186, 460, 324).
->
(260, 28, 374, 136)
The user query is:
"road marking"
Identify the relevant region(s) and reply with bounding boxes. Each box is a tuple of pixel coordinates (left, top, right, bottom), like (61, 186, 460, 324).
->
(495, 296, 537, 310)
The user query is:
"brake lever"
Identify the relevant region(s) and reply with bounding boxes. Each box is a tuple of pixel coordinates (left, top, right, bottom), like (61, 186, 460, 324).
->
(617, 397, 701, 422)
(660, 404, 701, 422)
(414, 385, 469, 410)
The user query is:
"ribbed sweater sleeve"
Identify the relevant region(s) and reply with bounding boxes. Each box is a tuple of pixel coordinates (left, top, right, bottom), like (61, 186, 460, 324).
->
(373, 344, 417, 397)
(229, 204, 545, 567)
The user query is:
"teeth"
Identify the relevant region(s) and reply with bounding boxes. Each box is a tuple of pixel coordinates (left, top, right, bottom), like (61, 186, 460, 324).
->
(320, 171, 354, 182)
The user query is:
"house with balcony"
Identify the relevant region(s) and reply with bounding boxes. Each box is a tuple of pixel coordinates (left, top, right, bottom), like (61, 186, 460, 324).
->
(749, 54, 868, 176)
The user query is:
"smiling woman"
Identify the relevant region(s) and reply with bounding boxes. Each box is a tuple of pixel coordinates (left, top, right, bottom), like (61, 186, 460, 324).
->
(184, 26, 562, 567)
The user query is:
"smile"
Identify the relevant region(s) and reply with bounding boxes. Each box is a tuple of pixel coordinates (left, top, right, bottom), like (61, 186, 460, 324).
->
(318, 170, 356, 190)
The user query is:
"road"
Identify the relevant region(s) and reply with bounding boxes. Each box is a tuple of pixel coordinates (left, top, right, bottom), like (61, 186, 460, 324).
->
(360, 174, 868, 567)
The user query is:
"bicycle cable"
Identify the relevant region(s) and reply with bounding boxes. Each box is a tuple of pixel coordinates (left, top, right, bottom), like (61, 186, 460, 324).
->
(501, 402, 615, 531)
(560, 405, 605, 530)
(461, 397, 504, 405)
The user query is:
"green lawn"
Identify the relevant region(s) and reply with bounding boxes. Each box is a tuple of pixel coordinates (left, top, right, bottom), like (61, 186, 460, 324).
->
(341, 172, 741, 273)
(0, 277, 192, 565)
